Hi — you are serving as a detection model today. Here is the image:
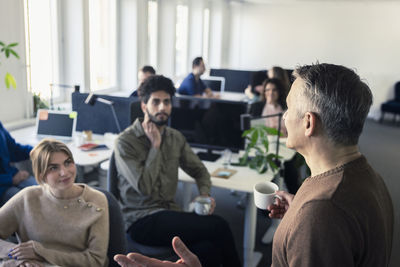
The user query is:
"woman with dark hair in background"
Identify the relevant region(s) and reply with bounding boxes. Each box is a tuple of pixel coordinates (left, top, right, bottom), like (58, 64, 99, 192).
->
(268, 66, 291, 95)
(249, 78, 287, 136)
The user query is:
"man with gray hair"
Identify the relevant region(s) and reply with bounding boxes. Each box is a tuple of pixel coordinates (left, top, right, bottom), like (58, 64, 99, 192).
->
(269, 63, 394, 266)
(114, 63, 394, 267)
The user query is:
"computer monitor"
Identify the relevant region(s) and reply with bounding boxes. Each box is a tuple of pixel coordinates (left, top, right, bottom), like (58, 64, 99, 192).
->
(210, 68, 266, 93)
(170, 96, 248, 161)
(36, 109, 76, 140)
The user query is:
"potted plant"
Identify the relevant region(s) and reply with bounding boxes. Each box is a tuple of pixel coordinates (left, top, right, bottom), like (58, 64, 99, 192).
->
(238, 125, 282, 174)
(0, 41, 19, 89)
(33, 93, 49, 116)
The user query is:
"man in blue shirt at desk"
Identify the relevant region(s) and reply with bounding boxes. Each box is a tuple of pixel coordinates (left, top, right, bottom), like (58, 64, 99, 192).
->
(178, 57, 217, 98)
(0, 122, 37, 206)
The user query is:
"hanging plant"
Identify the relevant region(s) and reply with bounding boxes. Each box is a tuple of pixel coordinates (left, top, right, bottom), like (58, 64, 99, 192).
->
(0, 41, 19, 89)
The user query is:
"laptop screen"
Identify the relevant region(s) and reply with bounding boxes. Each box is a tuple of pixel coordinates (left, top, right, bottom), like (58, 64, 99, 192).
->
(36, 109, 77, 140)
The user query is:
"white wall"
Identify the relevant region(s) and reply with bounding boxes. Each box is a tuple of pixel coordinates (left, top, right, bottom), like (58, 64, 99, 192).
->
(0, 0, 30, 123)
(228, 1, 400, 118)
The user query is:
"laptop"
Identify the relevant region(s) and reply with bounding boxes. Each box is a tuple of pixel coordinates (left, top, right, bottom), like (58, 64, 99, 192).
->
(202, 76, 225, 93)
(36, 109, 77, 141)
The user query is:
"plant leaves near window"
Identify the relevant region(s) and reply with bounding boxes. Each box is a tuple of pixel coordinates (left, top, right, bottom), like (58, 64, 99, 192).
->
(5, 73, 17, 89)
(1, 41, 19, 89)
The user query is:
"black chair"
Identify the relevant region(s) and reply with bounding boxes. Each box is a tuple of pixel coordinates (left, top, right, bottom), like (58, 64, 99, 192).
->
(130, 100, 144, 124)
(107, 153, 175, 260)
(380, 81, 400, 124)
(248, 101, 265, 116)
(95, 187, 127, 267)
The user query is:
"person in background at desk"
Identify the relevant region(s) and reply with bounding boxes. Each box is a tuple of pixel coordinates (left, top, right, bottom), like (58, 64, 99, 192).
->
(267, 66, 291, 95)
(0, 139, 109, 267)
(0, 121, 37, 206)
(243, 70, 268, 104)
(248, 78, 287, 136)
(130, 65, 156, 97)
(114, 63, 394, 267)
(178, 57, 218, 98)
(114, 75, 240, 267)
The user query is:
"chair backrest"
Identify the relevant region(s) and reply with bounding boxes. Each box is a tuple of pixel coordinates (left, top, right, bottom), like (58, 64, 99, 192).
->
(95, 187, 127, 267)
(107, 152, 120, 200)
(395, 81, 400, 102)
(248, 101, 264, 117)
(130, 100, 144, 124)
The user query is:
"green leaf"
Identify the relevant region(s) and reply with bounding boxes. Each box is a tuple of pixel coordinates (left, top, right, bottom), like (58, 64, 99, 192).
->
(8, 43, 18, 47)
(262, 139, 269, 151)
(265, 127, 279, 135)
(0, 41, 5, 46)
(242, 128, 253, 137)
(9, 49, 19, 59)
(5, 73, 17, 89)
(250, 130, 259, 146)
(5, 49, 10, 58)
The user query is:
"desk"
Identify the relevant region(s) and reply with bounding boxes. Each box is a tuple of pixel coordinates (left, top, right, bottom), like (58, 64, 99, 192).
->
(10, 126, 112, 167)
(180, 143, 295, 267)
(219, 91, 247, 102)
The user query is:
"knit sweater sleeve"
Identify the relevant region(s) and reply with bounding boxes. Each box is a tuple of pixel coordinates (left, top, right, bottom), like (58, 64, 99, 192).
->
(285, 200, 356, 267)
(32, 189, 110, 267)
(0, 189, 24, 239)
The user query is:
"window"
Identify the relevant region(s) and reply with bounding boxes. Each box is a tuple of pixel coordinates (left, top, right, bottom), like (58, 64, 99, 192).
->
(25, 0, 60, 106)
(175, 4, 188, 77)
(88, 0, 117, 92)
(202, 8, 210, 63)
(148, 0, 158, 67)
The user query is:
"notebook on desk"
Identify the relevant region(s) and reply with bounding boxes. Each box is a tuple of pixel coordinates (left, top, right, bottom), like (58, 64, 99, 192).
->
(36, 109, 77, 141)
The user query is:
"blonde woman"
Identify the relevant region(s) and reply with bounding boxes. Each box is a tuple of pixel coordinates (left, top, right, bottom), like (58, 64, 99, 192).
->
(0, 139, 109, 267)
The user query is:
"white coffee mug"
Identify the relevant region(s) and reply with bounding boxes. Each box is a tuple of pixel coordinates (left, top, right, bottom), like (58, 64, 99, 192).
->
(253, 181, 279, 210)
(194, 196, 212, 215)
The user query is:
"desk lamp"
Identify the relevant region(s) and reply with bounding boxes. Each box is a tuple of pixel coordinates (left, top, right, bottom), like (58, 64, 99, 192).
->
(84, 93, 122, 133)
(49, 84, 80, 110)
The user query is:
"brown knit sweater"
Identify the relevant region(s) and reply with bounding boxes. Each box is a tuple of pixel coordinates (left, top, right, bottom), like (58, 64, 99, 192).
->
(272, 156, 393, 267)
(0, 184, 109, 267)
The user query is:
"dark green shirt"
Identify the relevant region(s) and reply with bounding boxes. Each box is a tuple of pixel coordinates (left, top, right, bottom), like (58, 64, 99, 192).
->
(115, 118, 211, 229)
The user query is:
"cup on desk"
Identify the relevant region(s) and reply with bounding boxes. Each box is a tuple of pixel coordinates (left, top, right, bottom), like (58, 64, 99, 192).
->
(253, 181, 279, 210)
(74, 133, 85, 147)
(193, 196, 212, 215)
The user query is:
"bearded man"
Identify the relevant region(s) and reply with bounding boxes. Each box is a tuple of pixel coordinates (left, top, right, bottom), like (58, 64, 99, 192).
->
(114, 75, 241, 267)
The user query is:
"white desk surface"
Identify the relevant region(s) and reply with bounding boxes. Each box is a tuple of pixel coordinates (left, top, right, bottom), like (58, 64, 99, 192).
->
(10, 126, 112, 167)
(219, 91, 247, 102)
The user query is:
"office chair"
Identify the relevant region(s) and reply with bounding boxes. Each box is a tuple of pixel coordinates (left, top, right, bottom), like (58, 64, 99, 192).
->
(107, 152, 176, 260)
(130, 100, 144, 124)
(380, 81, 400, 124)
(95, 187, 127, 267)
